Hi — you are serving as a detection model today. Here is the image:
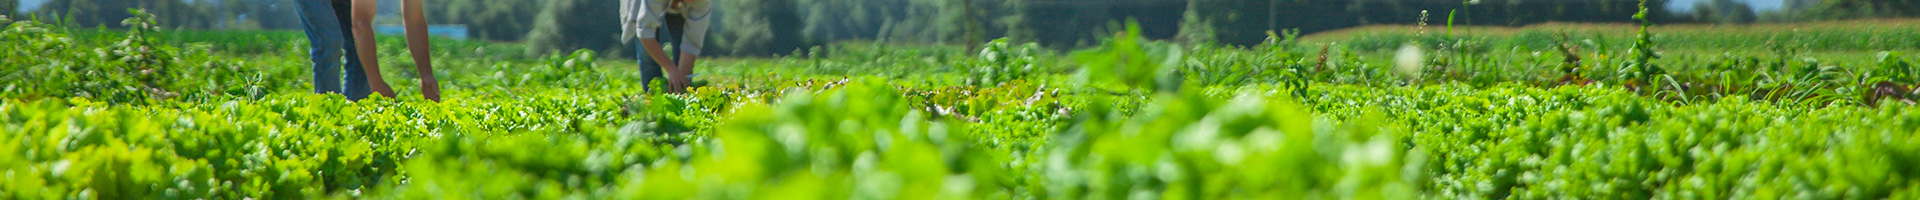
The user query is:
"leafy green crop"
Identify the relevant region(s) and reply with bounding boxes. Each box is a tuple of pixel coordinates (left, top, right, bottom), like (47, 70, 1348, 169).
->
(5, 10, 1920, 200)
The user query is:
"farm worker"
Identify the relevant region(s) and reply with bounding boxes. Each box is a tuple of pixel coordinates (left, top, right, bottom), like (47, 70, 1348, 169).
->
(294, 0, 373, 100)
(622, 0, 712, 93)
(347, 0, 443, 102)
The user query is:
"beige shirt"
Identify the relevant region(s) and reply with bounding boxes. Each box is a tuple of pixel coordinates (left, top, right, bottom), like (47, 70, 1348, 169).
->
(620, 0, 713, 55)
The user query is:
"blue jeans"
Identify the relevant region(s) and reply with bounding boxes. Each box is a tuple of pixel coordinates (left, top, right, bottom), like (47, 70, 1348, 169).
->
(638, 14, 687, 92)
(296, 0, 371, 100)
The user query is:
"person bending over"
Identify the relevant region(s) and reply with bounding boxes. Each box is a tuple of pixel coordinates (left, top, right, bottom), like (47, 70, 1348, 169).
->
(622, 0, 712, 93)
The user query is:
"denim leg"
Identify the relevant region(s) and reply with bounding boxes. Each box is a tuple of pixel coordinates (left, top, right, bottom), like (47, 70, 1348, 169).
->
(638, 20, 680, 92)
(333, 0, 371, 100)
(638, 42, 666, 92)
(295, 0, 346, 95)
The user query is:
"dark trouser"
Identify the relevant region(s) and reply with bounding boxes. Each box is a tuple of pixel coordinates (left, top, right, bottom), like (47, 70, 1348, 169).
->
(295, 0, 371, 100)
(638, 14, 687, 92)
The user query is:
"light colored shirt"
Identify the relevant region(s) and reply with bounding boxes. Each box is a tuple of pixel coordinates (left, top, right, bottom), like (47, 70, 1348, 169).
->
(620, 0, 712, 55)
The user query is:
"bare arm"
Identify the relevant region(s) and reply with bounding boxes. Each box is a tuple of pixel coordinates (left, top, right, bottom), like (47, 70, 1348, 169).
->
(640, 38, 678, 70)
(640, 38, 688, 92)
(674, 52, 697, 86)
(350, 0, 396, 98)
(401, 0, 440, 102)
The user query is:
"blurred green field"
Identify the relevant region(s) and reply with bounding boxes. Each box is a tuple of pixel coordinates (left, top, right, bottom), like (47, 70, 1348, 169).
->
(1307, 19, 1920, 52)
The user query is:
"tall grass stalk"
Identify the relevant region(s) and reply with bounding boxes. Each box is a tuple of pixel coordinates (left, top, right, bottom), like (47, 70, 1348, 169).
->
(1631, 0, 1662, 86)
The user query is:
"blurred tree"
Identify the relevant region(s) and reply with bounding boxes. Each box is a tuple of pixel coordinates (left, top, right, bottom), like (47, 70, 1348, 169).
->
(1692, 0, 1757, 24)
(1176, 0, 1677, 46)
(428, 0, 540, 41)
(795, 0, 880, 43)
(713, 0, 804, 56)
(3, 0, 17, 17)
(1004, 0, 1184, 49)
(524, 0, 621, 56)
(1790, 0, 1920, 19)
(215, 0, 297, 29)
(1178, 0, 1349, 46)
(945, 0, 993, 50)
(35, 0, 215, 29)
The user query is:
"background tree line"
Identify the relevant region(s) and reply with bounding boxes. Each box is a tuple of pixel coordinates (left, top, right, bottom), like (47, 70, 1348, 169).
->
(16, 0, 1920, 57)
(1769, 0, 1918, 22)
(3, 0, 17, 18)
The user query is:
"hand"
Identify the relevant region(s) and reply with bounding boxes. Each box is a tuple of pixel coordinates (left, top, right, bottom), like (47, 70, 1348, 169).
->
(369, 80, 397, 99)
(666, 68, 692, 93)
(672, 53, 698, 93)
(420, 76, 442, 102)
(672, 75, 692, 93)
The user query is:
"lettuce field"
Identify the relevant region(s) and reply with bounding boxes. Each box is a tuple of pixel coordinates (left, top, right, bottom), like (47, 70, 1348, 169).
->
(5, 11, 1920, 199)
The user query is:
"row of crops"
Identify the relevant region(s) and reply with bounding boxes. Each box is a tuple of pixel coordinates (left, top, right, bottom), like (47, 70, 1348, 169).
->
(5, 11, 1920, 199)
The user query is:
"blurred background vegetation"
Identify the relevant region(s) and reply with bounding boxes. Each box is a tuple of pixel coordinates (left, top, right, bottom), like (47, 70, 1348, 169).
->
(7, 0, 1919, 57)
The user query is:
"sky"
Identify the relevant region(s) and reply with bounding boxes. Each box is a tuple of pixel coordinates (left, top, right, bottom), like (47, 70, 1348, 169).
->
(21, 0, 47, 13)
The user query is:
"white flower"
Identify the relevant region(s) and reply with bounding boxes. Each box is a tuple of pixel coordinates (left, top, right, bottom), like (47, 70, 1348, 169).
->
(1394, 44, 1426, 78)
